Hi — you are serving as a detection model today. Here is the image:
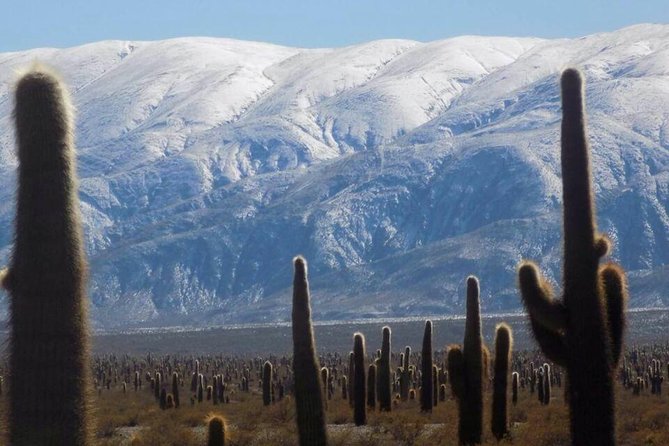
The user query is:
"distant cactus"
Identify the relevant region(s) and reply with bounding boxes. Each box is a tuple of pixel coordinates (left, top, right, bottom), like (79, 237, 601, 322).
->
(367, 363, 376, 409)
(291, 257, 328, 446)
(512, 372, 519, 405)
(4, 66, 92, 445)
(348, 352, 354, 406)
(321, 368, 330, 408)
(378, 326, 392, 411)
(172, 372, 180, 408)
(517, 69, 628, 446)
(400, 346, 411, 400)
(155, 372, 161, 400)
(433, 365, 440, 407)
(263, 361, 273, 406)
(160, 388, 167, 410)
(198, 374, 204, 403)
(353, 333, 367, 426)
(542, 364, 551, 405)
(207, 415, 226, 446)
(448, 276, 484, 445)
(421, 320, 433, 412)
(491, 324, 512, 441)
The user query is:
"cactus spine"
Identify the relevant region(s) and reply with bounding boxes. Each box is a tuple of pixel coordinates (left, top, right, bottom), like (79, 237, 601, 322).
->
(420, 320, 433, 412)
(517, 69, 628, 446)
(4, 66, 92, 445)
(291, 257, 328, 446)
(378, 326, 392, 411)
(207, 415, 226, 446)
(448, 276, 484, 445)
(491, 323, 512, 441)
(263, 361, 273, 406)
(353, 333, 367, 426)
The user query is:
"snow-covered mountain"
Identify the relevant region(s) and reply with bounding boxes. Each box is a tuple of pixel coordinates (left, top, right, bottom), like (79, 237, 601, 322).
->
(0, 24, 668, 328)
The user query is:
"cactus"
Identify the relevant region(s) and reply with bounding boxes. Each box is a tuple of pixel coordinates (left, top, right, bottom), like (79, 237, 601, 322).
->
(154, 372, 161, 400)
(400, 346, 411, 400)
(160, 388, 167, 410)
(353, 333, 367, 426)
(348, 352, 354, 406)
(263, 361, 273, 406)
(321, 368, 330, 408)
(207, 415, 226, 446)
(517, 69, 628, 446)
(542, 364, 551, 405)
(172, 372, 180, 408)
(491, 324, 512, 441)
(198, 374, 204, 403)
(448, 276, 484, 445)
(367, 363, 376, 409)
(291, 257, 328, 446)
(512, 372, 519, 405)
(421, 320, 433, 412)
(2, 66, 92, 445)
(378, 326, 392, 411)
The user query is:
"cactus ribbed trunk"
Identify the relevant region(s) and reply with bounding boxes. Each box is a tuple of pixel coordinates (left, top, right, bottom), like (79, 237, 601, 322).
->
(6, 66, 92, 445)
(291, 257, 328, 446)
(353, 333, 367, 426)
(420, 320, 433, 412)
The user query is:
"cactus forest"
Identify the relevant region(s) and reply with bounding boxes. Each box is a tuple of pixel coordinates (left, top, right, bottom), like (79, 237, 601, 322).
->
(0, 57, 668, 446)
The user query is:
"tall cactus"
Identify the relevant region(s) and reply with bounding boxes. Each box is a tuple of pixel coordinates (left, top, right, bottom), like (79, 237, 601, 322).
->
(353, 333, 367, 426)
(172, 372, 180, 408)
(400, 346, 411, 400)
(2, 66, 92, 445)
(291, 257, 328, 446)
(517, 69, 628, 446)
(491, 324, 512, 441)
(448, 276, 484, 445)
(347, 351, 354, 406)
(420, 320, 433, 412)
(378, 326, 392, 411)
(263, 361, 273, 406)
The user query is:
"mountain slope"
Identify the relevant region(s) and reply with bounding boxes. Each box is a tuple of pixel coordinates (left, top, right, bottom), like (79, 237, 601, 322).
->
(0, 24, 668, 327)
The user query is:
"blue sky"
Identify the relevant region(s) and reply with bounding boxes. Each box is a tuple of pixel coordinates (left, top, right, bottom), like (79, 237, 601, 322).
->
(3, 0, 668, 52)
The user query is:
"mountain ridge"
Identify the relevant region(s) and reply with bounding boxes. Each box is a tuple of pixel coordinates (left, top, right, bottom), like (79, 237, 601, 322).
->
(0, 24, 668, 327)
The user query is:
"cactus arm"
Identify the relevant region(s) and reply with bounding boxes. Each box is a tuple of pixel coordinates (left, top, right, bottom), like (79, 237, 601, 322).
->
(528, 316, 567, 367)
(600, 263, 627, 366)
(518, 262, 567, 333)
(447, 346, 465, 400)
(0, 267, 11, 291)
